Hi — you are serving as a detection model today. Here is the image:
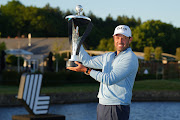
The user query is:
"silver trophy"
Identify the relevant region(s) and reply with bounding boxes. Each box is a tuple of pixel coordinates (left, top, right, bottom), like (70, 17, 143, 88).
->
(66, 5, 93, 67)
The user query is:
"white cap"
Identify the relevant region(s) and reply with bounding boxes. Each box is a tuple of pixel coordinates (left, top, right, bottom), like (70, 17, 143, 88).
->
(113, 25, 132, 37)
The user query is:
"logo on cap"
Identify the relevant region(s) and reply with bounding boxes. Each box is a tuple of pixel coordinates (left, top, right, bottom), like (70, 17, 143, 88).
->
(116, 27, 127, 31)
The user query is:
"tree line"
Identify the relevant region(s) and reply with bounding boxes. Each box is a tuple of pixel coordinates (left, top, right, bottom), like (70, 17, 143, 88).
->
(0, 0, 180, 55)
(97, 20, 180, 55)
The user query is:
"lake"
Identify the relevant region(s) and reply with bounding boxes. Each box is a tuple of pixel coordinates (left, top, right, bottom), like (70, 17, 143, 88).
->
(0, 102, 180, 120)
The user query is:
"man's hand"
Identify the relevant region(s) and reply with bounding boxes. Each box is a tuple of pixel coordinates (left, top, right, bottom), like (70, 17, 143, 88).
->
(66, 61, 87, 72)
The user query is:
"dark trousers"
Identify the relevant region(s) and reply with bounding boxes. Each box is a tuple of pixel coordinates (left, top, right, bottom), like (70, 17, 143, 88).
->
(97, 103, 130, 120)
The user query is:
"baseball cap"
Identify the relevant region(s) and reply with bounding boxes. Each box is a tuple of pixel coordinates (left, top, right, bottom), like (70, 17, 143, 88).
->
(113, 25, 132, 37)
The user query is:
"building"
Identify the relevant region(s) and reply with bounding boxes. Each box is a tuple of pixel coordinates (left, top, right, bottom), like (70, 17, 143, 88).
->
(0, 37, 69, 72)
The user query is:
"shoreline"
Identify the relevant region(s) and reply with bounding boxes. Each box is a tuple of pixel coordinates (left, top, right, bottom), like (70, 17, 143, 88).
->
(0, 91, 180, 107)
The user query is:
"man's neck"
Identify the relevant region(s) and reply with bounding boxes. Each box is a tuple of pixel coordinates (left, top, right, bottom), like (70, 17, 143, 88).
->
(116, 51, 120, 55)
(116, 47, 130, 55)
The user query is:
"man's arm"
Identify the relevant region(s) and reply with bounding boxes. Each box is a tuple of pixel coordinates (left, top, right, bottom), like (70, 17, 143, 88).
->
(90, 57, 138, 85)
(67, 56, 138, 86)
(78, 45, 104, 69)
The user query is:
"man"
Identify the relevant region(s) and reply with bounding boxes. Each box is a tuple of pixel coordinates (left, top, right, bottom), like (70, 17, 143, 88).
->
(67, 25, 139, 120)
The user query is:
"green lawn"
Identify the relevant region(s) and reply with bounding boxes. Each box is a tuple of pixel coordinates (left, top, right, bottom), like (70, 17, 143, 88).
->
(0, 79, 179, 95)
(41, 83, 99, 94)
(0, 83, 99, 95)
(133, 79, 180, 91)
(0, 85, 19, 94)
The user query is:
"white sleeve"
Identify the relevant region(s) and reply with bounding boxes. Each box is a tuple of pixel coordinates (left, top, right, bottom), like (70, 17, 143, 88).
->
(79, 45, 103, 69)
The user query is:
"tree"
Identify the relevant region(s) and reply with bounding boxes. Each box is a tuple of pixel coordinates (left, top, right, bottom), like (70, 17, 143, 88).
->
(103, 14, 116, 38)
(0, 0, 66, 37)
(107, 38, 115, 51)
(116, 15, 141, 28)
(97, 38, 108, 51)
(132, 20, 177, 54)
(0, 0, 25, 37)
(155, 47, 163, 61)
(97, 38, 114, 51)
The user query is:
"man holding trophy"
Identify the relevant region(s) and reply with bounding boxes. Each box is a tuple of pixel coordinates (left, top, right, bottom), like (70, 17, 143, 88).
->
(66, 5, 138, 120)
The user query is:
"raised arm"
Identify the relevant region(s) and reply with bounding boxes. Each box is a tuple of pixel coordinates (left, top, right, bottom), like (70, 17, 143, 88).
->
(78, 45, 104, 69)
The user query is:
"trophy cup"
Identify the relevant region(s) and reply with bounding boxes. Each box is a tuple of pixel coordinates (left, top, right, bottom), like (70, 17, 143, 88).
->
(66, 5, 93, 67)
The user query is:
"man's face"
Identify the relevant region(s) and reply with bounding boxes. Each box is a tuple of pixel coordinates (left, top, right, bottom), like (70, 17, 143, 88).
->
(113, 34, 132, 53)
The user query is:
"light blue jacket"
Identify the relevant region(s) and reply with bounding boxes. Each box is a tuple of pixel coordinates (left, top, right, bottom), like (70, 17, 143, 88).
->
(79, 46, 139, 105)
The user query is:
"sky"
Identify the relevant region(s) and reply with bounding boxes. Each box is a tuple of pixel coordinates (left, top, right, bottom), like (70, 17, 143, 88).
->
(1, 0, 180, 28)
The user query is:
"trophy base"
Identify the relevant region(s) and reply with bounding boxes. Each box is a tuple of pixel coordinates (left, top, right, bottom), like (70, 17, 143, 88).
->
(66, 61, 78, 67)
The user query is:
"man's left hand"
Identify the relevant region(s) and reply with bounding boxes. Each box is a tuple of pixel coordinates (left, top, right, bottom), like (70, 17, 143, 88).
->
(66, 61, 87, 72)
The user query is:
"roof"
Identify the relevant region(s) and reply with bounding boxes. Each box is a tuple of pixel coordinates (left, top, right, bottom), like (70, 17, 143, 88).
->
(5, 49, 33, 55)
(0, 37, 69, 55)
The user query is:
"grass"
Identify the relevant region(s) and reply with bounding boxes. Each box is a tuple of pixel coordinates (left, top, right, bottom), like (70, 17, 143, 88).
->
(133, 79, 180, 91)
(0, 79, 179, 95)
(0, 85, 19, 94)
(0, 83, 99, 95)
(41, 83, 99, 94)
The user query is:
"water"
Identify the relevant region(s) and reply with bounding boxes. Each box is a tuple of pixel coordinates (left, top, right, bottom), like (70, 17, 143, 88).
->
(0, 102, 180, 120)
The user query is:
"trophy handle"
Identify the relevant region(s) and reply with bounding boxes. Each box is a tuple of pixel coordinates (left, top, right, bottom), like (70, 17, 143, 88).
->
(68, 18, 93, 55)
(68, 19, 73, 46)
(76, 21, 93, 55)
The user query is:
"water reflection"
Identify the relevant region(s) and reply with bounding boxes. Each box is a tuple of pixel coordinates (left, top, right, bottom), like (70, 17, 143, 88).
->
(0, 102, 180, 120)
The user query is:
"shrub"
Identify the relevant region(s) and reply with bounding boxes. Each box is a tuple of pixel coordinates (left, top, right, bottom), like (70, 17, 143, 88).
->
(135, 74, 157, 81)
(144, 47, 151, 61)
(6, 55, 24, 66)
(155, 47, 163, 61)
(176, 47, 180, 61)
(42, 71, 67, 86)
(0, 70, 96, 86)
(1, 70, 21, 85)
